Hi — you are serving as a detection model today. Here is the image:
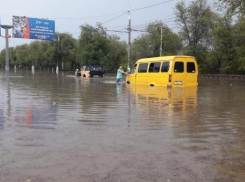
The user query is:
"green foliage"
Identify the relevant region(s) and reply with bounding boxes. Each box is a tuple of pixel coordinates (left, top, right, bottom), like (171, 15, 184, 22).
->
(0, 33, 77, 70)
(0, 50, 5, 67)
(76, 24, 127, 71)
(216, 0, 245, 16)
(175, 0, 215, 67)
(208, 15, 236, 74)
(233, 17, 245, 73)
(132, 21, 182, 63)
(202, 14, 245, 74)
(56, 33, 77, 70)
(175, 0, 245, 74)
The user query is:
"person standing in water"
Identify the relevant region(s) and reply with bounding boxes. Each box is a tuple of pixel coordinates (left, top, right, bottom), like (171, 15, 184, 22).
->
(116, 65, 127, 83)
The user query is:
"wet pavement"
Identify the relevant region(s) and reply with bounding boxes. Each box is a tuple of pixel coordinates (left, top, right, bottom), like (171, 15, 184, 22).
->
(0, 70, 245, 182)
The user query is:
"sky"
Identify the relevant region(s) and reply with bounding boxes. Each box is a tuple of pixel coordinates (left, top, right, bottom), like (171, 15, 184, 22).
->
(0, 0, 202, 51)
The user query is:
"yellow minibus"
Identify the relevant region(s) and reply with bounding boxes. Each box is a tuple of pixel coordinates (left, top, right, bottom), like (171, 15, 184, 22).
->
(126, 56, 198, 87)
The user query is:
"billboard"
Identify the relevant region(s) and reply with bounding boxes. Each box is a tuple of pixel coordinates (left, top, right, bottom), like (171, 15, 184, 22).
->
(12, 16, 55, 40)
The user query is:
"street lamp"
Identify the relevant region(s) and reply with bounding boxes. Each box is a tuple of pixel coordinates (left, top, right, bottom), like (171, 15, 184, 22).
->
(1, 25, 13, 71)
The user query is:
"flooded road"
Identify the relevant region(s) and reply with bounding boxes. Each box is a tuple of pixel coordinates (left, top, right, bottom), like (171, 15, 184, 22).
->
(0, 70, 245, 182)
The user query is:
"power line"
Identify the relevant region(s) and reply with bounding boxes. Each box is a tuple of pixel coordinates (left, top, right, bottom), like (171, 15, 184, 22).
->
(51, 10, 128, 20)
(104, 25, 128, 29)
(49, 0, 175, 21)
(105, 29, 128, 33)
(101, 0, 175, 26)
(102, 12, 128, 25)
(132, 17, 177, 29)
(102, 16, 178, 40)
(131, 0, 175, 12)
(70, 31, 80, 35)
(108, 32, 127, 37)
(103, 17, 177, 33)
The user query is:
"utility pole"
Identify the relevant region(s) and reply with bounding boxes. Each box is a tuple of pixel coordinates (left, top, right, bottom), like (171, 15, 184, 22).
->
(1, 25, 13, 71)
(56, 36, 59, 74)
(127, 9, 131, 72)
(160, 25, 163, 57)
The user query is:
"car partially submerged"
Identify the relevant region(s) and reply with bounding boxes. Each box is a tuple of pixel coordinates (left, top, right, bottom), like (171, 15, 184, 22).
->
(76, 65, 104, 77)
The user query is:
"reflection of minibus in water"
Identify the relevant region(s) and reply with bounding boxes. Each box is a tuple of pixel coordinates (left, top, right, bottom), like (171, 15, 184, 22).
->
(126, 56, 198, 87)
(128, 85, 197, 123)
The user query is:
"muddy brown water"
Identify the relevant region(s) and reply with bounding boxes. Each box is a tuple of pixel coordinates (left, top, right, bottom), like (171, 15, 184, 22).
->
(0, 70, 245, 182)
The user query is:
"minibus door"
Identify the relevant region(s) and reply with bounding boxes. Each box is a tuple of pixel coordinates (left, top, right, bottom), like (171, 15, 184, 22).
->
(158, 61, 170, 87)
(147, 62, 161, 86)
(186, 61, 198, 87)
(172, 59, 186, 87)
(127, 64, 137, 84)
(136, 63, 148, 85)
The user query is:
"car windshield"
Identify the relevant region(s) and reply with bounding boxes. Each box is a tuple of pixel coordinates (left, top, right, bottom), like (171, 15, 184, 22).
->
(91, 66, 103, 71)
(85, 66, 90, 71)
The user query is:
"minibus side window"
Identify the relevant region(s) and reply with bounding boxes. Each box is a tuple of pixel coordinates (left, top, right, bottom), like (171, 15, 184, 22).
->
(138, 63, 148, 73)
(187, 62, 196, 73)
(174, 62, 184, 73)
(161, 62, 170, 72)
(149, 62, 161, 73)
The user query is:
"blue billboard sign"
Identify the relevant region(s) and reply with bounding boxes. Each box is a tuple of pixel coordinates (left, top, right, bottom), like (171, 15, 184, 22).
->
(12, 16, 55, 41)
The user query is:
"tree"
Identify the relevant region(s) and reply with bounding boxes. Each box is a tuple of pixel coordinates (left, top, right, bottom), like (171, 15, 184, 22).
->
(77, 24, 108, 66)
(76, 24, 127, 71)
(205, 15, 235, 73)
(56, 33, 77, 70)
(132, 21, 182, 62)
(0, 50, 5, 68)
(0, 32, 77, 70)
(27, 41, 43, 68)
(175, 0, 215, 70)
(232, 17, 245, 73)
(15, 44, 29, 68)
(103, 36, 127, 71)
(216, 0, 245, 16)
(9, 47, 16, 67)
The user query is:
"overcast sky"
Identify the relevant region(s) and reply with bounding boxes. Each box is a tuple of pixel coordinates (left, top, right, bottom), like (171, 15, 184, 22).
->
(0, 0, 208, 51)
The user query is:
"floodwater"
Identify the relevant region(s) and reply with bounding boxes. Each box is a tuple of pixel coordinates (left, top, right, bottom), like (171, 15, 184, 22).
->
(0, 70, 245, 182)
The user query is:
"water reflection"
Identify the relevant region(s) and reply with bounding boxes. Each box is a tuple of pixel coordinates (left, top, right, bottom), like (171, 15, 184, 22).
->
(0, 71, 245, 181)
(14, 104, 57, 130)
(127, 84, 197, 125)
(0, 71, 11, 131)
(0, 109, 4, 131)
(116, 84, 123, 97)
(6, 72, 11, 119)
(0, 71, 58, 131)
(76, 77, 118, 123)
